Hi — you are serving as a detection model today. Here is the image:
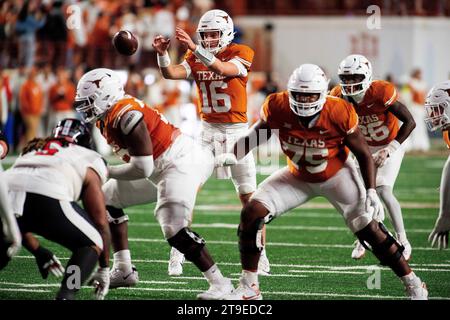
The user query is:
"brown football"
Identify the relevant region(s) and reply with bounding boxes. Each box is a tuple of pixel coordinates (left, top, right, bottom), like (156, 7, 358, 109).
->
(112, 30, 138, 56)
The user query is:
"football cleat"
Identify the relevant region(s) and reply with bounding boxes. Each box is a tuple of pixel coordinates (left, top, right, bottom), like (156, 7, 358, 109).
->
(257, 248, 271, 276)
(351, 240, 366, 259)
(223, 277, 262, 300)
(197, 278, 234, 300)
(168, 247, 185, 276)
(406, 282, 428, 300)
(109, 265, 139, 289)
(401, 240, 412, 261)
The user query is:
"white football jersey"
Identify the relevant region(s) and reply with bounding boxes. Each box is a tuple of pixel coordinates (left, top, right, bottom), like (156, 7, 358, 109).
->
(5, 142, 107, 202)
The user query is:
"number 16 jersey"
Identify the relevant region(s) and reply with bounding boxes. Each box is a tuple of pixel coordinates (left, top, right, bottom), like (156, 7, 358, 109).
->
(182, 43, 254, 124)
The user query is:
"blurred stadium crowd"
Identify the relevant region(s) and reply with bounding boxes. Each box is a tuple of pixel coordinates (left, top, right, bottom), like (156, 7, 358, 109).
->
(0, 0, 442, 155)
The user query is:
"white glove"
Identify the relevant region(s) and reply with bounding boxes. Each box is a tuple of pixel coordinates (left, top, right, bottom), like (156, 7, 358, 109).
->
(89, 267, 110, 300)
(214, 153, 238, 168)
(365, 188, 385, 222)
(2, 217, 22, 258)
(34, 247, 65, 279)
(372, 140, 400, 167)
(428, 215, 450, 249)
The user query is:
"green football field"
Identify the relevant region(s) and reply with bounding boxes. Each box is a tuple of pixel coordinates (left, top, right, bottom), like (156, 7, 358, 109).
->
(1, 154, 449, 300)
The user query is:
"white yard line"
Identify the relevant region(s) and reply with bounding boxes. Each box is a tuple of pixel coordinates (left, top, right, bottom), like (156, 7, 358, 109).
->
(116, 286, 450, 300)
(13, 256, 450, 272)
(288, 270, 364, 275)
(138, 280, 188, 285)
(125, 238, 441, 251)
(1, 280, 449, 300)
(0, 288, 51, 293)
(127, 222, 434, 234)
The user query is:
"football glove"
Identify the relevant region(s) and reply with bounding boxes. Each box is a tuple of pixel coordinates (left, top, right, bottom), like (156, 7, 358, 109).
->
(428, 214, 450, 249)
(89, 267, 110, 300)
(33, 246, 65, 279)
(365, 188, 385, 222)
(1, 216, 22, 258)
(215, 153, 238, 167)
(372, 140, 400, 167)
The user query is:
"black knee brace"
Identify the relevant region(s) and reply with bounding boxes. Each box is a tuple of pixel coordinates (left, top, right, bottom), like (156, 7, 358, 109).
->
(106, 206, 129, 225)
(357, 222, 404, 266)
(237, 217, 266, 254)
(167, 228, 205, 261)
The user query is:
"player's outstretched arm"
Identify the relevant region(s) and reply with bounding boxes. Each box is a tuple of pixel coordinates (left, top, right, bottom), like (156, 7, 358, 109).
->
(81, 168, 110, 268)
(175, 27, 243, 77)
(107, 117, 155, 180)
(153, 35, 188, 80)
(429, 156, 450, 249)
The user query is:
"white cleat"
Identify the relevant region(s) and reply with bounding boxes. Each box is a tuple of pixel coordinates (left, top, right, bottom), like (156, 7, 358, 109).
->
(223, 277, 262, 300)
(168, 247, 185, 276)
(351, 240, 366, 260)
(257, 248, 271, 276)
(109, 265, 139, 289)
(406, 282, 428, 300)
(197, 278, 234, 300)
(401, 240, 412, 261)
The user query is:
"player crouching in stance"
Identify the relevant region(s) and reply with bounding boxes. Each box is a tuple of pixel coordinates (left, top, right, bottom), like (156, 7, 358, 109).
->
(3, 119, 111, 300)
(219, 64, 427, 300)
(75, 68, 234, 299)
(330, 54, 415, 261)
(424, 81, 450, 249)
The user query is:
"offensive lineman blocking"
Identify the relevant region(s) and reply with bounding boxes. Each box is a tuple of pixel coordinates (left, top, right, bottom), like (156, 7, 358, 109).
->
(219, 64, 427, 300)
(75, 68, 235, 299)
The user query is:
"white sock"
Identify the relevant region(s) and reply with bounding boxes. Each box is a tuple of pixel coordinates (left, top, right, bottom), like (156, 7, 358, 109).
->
(401, 272, 421, 287)
(242, 270, 259, 287)
(113, 250, 132, 272)
(203, 264, 225, 284)
(397, 232, 408, 243)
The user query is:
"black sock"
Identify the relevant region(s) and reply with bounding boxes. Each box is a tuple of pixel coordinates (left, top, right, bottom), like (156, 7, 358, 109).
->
(56, 246, 99, 300)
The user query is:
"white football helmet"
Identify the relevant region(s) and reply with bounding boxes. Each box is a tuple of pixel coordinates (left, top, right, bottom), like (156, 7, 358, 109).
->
(196, 9, 234, 54)
(75, 68, 125, 123)
(287, 64, 329, 117)
(338, 54, 373, 101)
(424, 80, 450, 131)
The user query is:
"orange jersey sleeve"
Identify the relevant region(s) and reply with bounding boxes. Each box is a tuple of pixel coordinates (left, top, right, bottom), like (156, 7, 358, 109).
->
(99, 96, 180, 160)
(444, 130, 450, 149)
(329, 85, 343, 98)
(185, 43, 253, 124)
(263, 92, 351, 182)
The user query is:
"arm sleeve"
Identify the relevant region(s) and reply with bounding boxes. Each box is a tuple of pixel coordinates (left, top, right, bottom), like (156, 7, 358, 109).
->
(336, 100, 359, 135)
(180, 60, 192, 79)
(382, 81, 399, 107)
(119, 110, 144, 135)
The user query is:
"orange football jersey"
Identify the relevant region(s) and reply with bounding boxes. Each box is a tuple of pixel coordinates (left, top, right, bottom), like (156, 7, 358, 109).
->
(261, 92, 358, 183)
(98, 95, 180, 160)
(443, 130, 450, 149)
(329, 80, 399, 146)
(184, 43, 254, 123)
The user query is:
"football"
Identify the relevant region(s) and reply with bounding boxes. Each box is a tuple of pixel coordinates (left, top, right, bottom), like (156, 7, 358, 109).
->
(112, 30, 138, 56)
